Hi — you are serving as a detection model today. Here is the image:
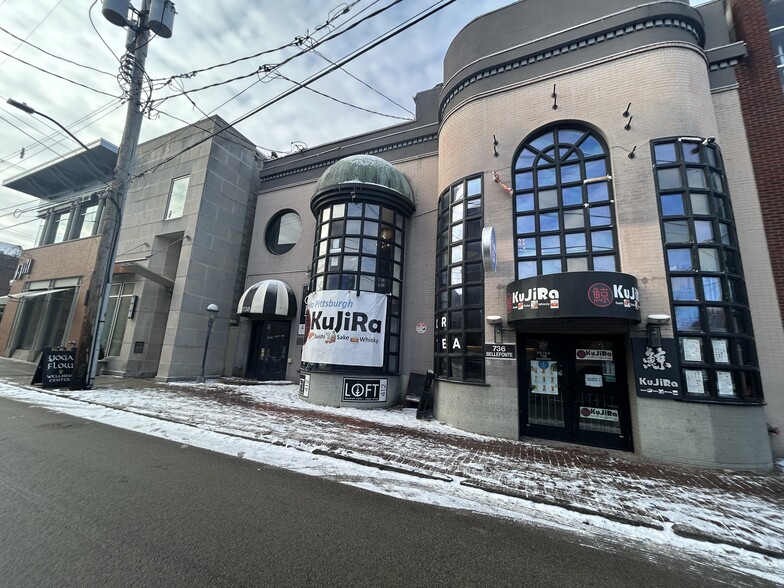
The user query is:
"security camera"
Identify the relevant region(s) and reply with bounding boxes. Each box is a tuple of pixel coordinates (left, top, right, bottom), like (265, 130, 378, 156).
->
(701, 137, 715, 146)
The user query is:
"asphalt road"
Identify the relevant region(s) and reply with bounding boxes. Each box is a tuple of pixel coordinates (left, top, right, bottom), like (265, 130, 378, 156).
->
(0, 395, 774, 587)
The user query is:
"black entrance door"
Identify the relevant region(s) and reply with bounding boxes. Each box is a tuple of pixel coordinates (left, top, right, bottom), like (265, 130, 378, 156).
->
(518, 334, 632, 451)
(247, 320, 291, 381)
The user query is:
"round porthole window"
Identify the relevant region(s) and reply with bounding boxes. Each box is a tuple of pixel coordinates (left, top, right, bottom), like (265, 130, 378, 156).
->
(265, 210, 302, 255)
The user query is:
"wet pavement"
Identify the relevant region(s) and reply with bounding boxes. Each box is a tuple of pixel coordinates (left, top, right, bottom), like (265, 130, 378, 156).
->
(1, 356, 783, 562)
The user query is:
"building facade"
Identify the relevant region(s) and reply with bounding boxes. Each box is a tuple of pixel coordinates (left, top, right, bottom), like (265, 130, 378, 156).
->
(0, 117, 260, 382)
(239, 0, 782, 469)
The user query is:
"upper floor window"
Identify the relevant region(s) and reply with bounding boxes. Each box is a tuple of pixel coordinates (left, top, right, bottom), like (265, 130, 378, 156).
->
(434, 176, 484, 382)
(265, 210, 302, 255)
(512, 126, 618, 279)
(36, 195, 101, 247)
(652, 138, 761, 402)
(165, 176, 189, 220)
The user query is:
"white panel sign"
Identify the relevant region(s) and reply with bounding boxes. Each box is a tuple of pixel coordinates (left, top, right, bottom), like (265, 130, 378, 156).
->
(302, 291, 387, 367)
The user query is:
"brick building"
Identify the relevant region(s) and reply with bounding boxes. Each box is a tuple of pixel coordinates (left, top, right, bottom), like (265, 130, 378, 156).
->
(238, 0, 783, 469)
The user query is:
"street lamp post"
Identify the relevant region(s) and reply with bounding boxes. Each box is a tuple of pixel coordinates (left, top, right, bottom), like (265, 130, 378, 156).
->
(199, 303, 219, 383)
(6, 98, 91, 152)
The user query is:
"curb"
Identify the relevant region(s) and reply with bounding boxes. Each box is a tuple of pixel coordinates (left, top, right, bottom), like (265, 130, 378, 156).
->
(671, 524, 784, 559)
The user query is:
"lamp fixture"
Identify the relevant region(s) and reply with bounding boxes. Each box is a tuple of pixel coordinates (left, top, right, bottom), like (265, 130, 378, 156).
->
(486, 315, 511, 343)
(622, 103, 631, 118)
(628, 146, 637, 159)
(624, 116, 633, 131)
(646, 314, 670, 349)
(551, 84, 558, 110)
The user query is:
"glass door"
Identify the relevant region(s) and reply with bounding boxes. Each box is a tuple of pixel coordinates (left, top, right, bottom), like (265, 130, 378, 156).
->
(248, 320, 291, 381)
(519, 335, 632, 450)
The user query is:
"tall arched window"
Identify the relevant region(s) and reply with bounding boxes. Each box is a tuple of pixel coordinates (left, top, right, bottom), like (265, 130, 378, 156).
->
(512, 125, 618, 279)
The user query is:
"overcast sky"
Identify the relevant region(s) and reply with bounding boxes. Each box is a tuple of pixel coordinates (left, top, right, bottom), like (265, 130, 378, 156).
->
(0, 0, 709, 249)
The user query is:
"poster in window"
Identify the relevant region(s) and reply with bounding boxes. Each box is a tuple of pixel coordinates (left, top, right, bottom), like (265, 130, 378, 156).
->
(530, 360, 559, 395)
(682, 338, 702, 362)
(585, 374, 603, 388)
(716, 371, 734, 396)
(712, 339, 729, 364)
(685, 369, 705, 394)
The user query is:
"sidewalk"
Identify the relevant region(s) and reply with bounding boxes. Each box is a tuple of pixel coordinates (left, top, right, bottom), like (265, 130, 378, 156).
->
(1, 357, 782, 564)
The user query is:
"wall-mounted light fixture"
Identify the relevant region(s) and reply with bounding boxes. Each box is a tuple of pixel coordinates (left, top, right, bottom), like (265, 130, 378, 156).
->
(493, 135, 499, 157)
(622, 103, 632, 118)
(646, 313, 670, 348)
(486, 315, 512, 344)
(624, 116, 633, 131)
(628, 146, 637, 159)
(551, 84, 558, 110)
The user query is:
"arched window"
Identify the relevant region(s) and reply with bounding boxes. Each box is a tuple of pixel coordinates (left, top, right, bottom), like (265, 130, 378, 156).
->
(512, 125, 618, 279)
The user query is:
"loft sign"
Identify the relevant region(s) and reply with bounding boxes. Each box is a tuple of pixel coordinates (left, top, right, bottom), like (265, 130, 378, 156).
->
(342, 378, 388, 402)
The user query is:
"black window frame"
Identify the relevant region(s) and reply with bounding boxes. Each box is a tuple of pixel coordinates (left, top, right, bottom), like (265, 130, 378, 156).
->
(434, 176, 485, 383)
(651, 137, 762, 403)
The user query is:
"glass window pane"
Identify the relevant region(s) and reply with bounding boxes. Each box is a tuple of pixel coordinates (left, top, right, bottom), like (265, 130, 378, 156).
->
(660, 194, 685, 216)
(690, 193, 710, 215)
(593, 255, 616, 271)
(360, 275, 375, 292)
(560, 163, 581, 184)
(452, 204, 464, 223)
(451, 224, 463, 242)
(671, 276, 697, 300)
(589, 205, 611, 227)
(465, 286, 482, 305)
(565, 233, 586, 253)
(562, 185, 582, 206)
(664, 221, 689, 243)
(531, 131, 554, 151)
(702, 277, 723, 301)
(540, 211, 560, 232)
(537, 167, 557, 187)
(711, 171, 724, 192)
(365, 204, 379, 219)
(706, 306, 728, 332)
(346, 219, 361, 234)
(541, 235, 561, 255)
(518, 260, 537, 278)
(332, 203, 345, 218)
(516, 193, 534, 211)
(517, 236, 537, 257)
(674, 306, 701, 331)
(719, 223, 732, 245)
(452, 183, 464, 203)
(558, 129, 584, 144)
(591, 230, 613, 251)
(466, 198, 481, 218)
(653, 143, 676, 163)
(563, 209, 584, 229)
(341, 274, 357, 290)
(329, 238, 341, 253)
(542, 259, 562, 274)
(450, 266, 462, 285)
(451, 245, 463, 264)
(587, 182, 609, 203)
(657, 168, 682, 189)
(682, 143, 700, 163)
(516, 148, 536, 169)
(363, 239, 377, 256)
(465, 263, 482, 283)
(516, 172, 534, 190)
(567, 257, 588, 271)
(539, 189, 558, 209)
(343, 256, 358, 271)
(345, 237, 360, 253)
(347, 202, 363, 217)
(467, 178, 481, 196)
(517, 214, 536, 234)
(694, 220, 714, 243)
(686, 168, 706, 189)
(668, 249, 693, 271)
(363, 221, 379, 237)
(361, 256, 376, 273)
(466, 241, 482, 261)
(584, 159, 607, 179)
(579, 135, 603, 156)
(699, 248, 721, 272)
(166, 176, 189, 220)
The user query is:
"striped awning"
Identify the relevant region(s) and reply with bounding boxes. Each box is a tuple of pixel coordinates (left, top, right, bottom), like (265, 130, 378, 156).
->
(237, 280, 297, 317)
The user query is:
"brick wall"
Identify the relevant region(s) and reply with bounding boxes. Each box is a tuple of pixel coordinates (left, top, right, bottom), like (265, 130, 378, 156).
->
(730, 0, 784, 325)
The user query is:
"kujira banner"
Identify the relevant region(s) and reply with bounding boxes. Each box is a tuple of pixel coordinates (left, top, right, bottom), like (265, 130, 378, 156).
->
(302, 290, 387, 367)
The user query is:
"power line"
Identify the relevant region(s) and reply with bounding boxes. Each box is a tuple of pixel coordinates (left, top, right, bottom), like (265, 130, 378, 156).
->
(0, 49, 120, 98)
(0, 24, 116, 77)
(138, 0, 458, 178)
(0, 0, 66, 67)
